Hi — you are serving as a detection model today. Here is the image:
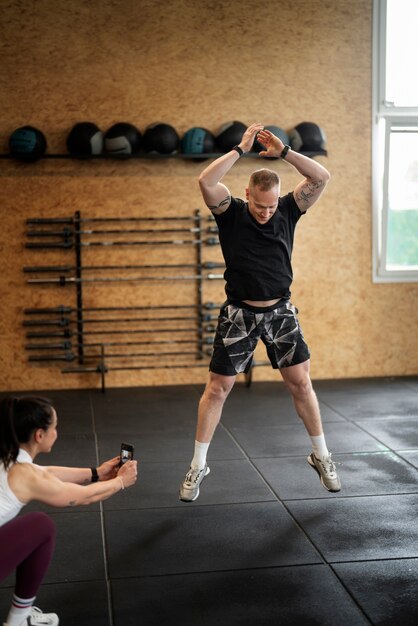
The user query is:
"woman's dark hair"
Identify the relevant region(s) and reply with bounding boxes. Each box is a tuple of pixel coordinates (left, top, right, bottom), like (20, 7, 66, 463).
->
(0, 395, 54, 469)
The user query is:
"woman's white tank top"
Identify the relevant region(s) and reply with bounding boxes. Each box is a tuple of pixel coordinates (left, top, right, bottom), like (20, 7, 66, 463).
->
(0, 449, 33, 526)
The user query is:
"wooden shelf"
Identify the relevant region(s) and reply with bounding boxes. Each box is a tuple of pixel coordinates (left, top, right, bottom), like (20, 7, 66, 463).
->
(0, 150, 323, 161)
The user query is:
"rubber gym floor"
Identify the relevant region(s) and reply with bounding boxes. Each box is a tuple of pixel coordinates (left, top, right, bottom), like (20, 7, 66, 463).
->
(1, 377, 417, 626)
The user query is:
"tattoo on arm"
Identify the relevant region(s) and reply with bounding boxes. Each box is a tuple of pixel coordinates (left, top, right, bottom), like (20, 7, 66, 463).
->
(296, 180, 324, 204)
(207, 195, 231, 211)
(68, 500, 76, 506)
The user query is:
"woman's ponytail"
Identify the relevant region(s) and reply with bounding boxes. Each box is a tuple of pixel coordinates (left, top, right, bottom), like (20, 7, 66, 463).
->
(0, 396, 20, 469)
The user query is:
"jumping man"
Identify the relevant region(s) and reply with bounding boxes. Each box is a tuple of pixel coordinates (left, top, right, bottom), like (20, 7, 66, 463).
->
(179, 123, 340, 501)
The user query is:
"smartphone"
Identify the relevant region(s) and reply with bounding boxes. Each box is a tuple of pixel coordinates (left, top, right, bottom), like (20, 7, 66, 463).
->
(119, 442, 134, 466)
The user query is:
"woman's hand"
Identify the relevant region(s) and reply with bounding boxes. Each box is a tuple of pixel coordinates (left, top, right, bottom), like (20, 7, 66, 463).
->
(97, 456, 120, 481)
(117, 460, 138, 489)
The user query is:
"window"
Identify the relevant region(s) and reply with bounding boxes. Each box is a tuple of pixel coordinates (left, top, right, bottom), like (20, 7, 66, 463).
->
(372, 0, 418, 281)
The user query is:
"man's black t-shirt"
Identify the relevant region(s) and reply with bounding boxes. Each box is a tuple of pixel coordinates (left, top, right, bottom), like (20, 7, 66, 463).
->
(213, 192, 303, 301)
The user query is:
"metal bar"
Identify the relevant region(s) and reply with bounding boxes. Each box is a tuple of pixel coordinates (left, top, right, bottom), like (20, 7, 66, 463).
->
(62, 363, 210, 373)
(25, 241, 74, 249)
(26, 327, 201, 337)
(26, 329, 74, 338)
(26, 273, 223, 285)
(24, 302, 222, 315)
(26, 226, 218, 237)
(25, 237, 219, 249)
(29, 349, 207, 362)
(89, 350, 206, 359)
(25, 337, 213, 350)
(26, 342, 73, 350)
(27, 216, 203, 225)
(29, 353, 76, 362)
(23, 315, 207, 327)
(23, 262, 225, 273)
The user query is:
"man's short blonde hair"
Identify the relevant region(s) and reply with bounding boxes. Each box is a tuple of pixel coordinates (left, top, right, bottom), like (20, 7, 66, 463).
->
(249, 168, 280, 191)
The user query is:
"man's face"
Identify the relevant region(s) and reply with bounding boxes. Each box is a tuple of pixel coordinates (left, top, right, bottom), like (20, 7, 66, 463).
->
(246, 185, 279, 224)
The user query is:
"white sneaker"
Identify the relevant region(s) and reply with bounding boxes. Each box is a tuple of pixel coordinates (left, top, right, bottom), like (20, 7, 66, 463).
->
(24, 606, 59, 626)
(307, 452, 341, 492)
(179, 465, 210, 501)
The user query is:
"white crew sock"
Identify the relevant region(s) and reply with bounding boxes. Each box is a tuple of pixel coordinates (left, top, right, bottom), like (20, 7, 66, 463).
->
(6, 593, 35, 626)
(310, 433, 329, 461)
(191, 440, 210, 469)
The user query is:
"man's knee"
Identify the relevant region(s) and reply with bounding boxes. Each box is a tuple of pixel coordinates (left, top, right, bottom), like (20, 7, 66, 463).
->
(292, 377, 313, 400)
(282, 367, 313, 399)
(205, 374, 235, 402)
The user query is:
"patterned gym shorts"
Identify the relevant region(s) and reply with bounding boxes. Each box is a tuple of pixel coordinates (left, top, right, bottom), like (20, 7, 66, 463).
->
(209, 301, 310, 376)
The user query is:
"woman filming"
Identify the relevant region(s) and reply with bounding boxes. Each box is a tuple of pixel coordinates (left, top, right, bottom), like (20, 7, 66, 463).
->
(0, 395, 138, 626)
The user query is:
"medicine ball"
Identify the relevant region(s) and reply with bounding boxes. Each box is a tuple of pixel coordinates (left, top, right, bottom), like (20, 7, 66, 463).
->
(67, 122, 103, 158)
(181, 127, 216, 158)
(9, 125, 47, 162)
(253, 125, 289, 158)
(143, 123, 180, 154)
(289, 122, 327, 156)
(215, 121, 247, 153)
(104, 122, 142, 157)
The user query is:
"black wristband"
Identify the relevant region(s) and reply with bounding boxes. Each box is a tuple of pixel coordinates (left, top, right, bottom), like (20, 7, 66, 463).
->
(232, 145, 244, 157)
(280, 145, 290, 159)
(91, 467, 99, 483)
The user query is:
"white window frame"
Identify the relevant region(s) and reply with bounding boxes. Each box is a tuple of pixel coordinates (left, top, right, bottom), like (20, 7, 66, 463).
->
(372, 0, 418, 282)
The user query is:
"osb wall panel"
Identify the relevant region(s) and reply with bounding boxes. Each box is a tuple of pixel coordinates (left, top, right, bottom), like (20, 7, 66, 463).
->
(0, 0, 417, 391)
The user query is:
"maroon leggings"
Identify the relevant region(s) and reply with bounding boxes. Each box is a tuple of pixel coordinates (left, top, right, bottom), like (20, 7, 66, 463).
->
(0, 512, 56, 598)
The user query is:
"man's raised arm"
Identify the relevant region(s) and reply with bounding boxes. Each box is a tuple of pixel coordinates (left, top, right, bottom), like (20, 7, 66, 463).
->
(199, 123, 264, 214)
(257, 128, 331, 213)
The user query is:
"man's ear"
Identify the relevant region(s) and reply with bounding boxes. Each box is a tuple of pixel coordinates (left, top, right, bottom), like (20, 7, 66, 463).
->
(245, 187, 250, 200)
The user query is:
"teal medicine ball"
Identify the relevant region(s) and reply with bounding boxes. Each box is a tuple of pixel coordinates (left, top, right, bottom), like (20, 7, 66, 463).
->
(9, 126, 47, 162)
(181, 127, 216, 157)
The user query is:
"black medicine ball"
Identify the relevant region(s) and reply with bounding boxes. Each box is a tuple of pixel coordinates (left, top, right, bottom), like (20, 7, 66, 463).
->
(253, 125, 290, 158)
(143, 123, 180, 154)
(104, 123, 142, 157)
(9, 126, 47, 162)
(181, 127, 216, 157)
(215, 121, 247, 152)
(67, 122, 103, 158)
(289, 122, 327, 156)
